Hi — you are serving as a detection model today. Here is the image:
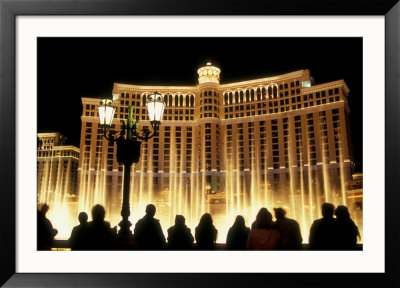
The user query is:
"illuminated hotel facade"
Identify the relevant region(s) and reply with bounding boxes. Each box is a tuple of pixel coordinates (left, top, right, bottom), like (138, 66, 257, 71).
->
(37, 132, 80, 203)
(78, 63, 356, 238)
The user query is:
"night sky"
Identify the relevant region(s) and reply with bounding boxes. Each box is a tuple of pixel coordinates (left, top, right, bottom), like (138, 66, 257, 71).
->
(37, 37, 363, 171)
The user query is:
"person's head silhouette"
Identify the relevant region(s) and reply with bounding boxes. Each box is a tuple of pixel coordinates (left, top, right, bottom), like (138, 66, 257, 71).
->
(256, 208, 273, 229)
(274, 207, 286, 220)
(92, 204, 106, 222)
(40, 203, 49, 216)
(78, 212, 88, 224)
(175, 215, 185, 226)
(199, 213, 213, 226)
(233, 215, 245, 227)
(334, 205, 350, 220)
(145, 204, 156, 217)
(321, 203, 335, 218)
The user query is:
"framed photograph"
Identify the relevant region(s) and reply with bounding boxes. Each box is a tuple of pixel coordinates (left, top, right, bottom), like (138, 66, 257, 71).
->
(1, 0, 399, 287)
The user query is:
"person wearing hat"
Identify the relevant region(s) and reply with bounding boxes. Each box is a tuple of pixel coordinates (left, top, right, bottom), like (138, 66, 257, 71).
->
(273, 207, 303, 250)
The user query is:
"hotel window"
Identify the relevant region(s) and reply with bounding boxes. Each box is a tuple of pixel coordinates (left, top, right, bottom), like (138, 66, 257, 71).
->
(273, 86, 278, 98)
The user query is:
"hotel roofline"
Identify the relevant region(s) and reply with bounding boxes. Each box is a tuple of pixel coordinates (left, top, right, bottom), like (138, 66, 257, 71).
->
(80, 70, 350, 103)
(111, 69, 307, 90)
(112, 69, 309, 91)
(302, 80, 350, 95)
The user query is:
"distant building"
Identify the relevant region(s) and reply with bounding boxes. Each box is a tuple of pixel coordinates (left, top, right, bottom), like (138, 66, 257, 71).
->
(37, 132, 80, 202)
(346, 172, 363, 235)
(78, 63, 357, 233)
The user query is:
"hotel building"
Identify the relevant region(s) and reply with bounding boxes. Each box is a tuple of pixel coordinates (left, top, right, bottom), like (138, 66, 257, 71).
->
(37, 132, 80, 202)
(78, 63, 357, 236)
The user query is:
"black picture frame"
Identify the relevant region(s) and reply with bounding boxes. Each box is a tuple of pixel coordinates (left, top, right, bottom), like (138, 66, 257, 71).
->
(1, 0, 399, 287)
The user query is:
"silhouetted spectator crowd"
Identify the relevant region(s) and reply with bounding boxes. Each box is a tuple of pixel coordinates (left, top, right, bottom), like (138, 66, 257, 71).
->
(37, 202, 360, 251)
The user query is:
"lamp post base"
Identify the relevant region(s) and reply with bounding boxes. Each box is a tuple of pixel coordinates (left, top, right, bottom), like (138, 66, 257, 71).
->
(118, 219, 133, 237)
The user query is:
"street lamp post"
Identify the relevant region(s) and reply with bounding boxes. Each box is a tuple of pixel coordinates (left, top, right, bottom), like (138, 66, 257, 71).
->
(98, 92, 165, 237)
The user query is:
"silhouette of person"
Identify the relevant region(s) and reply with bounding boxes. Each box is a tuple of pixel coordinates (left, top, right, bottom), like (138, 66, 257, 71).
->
(273, 207, 303, 250)
(37, 203, 58, 250)
(195, 213, 218, 250)
(167, 215, 194, 250)
(247, 208, 280, 250)
(86, 204, 116, 250)
(226, 215, 250, 250)
(133, 204, 166, 250)
(68, 212, 90, 250)
(334, 205, 360, 250)
(309, 203, 339, 250)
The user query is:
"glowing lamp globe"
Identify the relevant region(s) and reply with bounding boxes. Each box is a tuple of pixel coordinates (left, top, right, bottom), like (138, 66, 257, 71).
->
(146, 91, 165, 129)
(98, 98, 116, 128)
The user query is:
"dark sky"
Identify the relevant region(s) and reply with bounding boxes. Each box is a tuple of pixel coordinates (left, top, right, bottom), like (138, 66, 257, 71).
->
(37, 37, 363, 171)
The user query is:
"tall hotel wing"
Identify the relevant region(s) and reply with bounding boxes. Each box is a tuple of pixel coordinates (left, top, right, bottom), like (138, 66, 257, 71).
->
(78, 63, 357, 240)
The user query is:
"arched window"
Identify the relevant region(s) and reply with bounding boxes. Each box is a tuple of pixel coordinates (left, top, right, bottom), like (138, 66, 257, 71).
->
(121, 93, 125, 98)
(142, 95, 147, 106)
(169, 95, 173, 106)
(251, 89, 255, 101)
(185, 95, 189, 106)
(180, 95, 184, 106)
(208, 91, 212, 96)
(175, 95, 179, 106)
(273, 86, 278, 98)
(126, 93, 129, 98)
(246, 90, 250, 102)
(229, 92, 233, 104)
(262, 87, 266, 98)
(240, 91, 244, 103)
(190, 95, 195, 106)
(268, 86, 273, 98)
(235, 91, 239, 104)
(224, 93, 228, 104)
(164, 95, 168, 105)
(257, 88, 261, 100)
